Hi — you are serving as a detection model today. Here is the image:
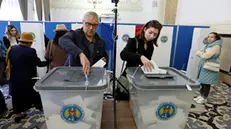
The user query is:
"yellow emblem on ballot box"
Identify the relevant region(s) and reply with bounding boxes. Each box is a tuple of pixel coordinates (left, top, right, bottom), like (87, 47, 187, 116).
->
(61, 105, 84, 123)
(156, 102, 177, 120)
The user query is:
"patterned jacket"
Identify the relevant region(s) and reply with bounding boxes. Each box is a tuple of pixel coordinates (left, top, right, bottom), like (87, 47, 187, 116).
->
(196, 39, 223, 84)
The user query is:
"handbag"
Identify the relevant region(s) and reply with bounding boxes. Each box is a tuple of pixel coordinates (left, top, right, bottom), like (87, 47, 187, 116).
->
(115, 38, 138, 100)
(203, 61, 220, 72)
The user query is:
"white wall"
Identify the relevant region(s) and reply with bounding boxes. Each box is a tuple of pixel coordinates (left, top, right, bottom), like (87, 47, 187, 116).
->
(176, 0, 231, 25)
(50, 0, 162, 24)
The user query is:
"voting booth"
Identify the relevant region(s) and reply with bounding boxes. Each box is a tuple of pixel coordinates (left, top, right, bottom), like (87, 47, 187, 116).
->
(126, 67, 200, 129)
(34, 67, 108, 129)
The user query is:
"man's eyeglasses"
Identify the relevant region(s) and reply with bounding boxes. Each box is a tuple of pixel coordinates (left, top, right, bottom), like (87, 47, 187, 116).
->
(83, 20, 98, 28)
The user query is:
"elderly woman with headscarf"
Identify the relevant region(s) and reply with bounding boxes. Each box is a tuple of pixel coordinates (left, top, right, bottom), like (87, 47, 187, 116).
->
(6, 32, 48, 123)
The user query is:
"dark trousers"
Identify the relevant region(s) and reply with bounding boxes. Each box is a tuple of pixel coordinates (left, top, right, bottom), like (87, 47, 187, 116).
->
(0, 60, 8, 85)
(200, 83, 211, 98)
(0, 90, 6, 114)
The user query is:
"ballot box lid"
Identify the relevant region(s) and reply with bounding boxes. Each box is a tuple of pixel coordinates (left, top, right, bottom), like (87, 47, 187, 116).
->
(34, 67, 107, 91)
(126, 67, 200, 90)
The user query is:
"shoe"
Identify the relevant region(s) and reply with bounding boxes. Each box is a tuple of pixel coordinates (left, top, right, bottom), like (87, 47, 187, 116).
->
(196, 97, 207, 104)
(14, 113, 27, 123)
(193, 96, 203, 101)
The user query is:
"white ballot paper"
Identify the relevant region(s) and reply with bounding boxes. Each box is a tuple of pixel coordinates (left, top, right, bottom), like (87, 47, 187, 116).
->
(83, 94, 102, 109)
(92, 59, 106, 67)
(141, 60, 167, 74)
(43, 100, 62, 115)
(149, 96, 187, 106)
(140, 105, 158, 125)
(63, 95, 85, 107)
(49, 114, 91, 129)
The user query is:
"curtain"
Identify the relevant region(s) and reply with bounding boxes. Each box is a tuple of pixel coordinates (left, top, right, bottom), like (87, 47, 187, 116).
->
(0, 0, 23, 21)
(35, 0, 42, 21)
(0, 0, 3, 9)
(18, 0, 28, 20)
(43, 0, 50, 21)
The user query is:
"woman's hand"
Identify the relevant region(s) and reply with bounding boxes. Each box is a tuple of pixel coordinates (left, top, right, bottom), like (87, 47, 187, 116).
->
(140, 55, 154, 72)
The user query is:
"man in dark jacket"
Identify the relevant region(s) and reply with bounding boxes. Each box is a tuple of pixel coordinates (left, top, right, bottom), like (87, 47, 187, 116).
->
(59, 11, 108, 75)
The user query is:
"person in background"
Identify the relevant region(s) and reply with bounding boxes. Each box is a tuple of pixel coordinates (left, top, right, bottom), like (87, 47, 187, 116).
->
(44, 34, 50, 73)
(59, 11, 108, 75)
(118, 20, 163, 100)
(44, 34, 50, 49)
(120, 20, 163, 72)
(0, 40, 8, 85)
(3, 25, 20, 49)
(194, 32, 223, 104)
(45, 24, 68, 71)
(6, 32, 48, 123)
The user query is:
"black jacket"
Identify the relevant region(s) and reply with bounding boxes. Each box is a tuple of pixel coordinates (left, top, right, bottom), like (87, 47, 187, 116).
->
(120, 37, 154, 68)
(59, 28, 108, 66)
(2, 36, 19, 49)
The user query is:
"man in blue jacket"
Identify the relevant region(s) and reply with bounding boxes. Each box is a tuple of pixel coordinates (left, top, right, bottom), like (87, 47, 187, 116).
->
(59, 11, 108, 75)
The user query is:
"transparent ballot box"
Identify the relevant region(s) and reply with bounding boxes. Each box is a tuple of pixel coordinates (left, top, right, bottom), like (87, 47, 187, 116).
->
(34, 67, 108, 129)
(126, 67, 200, 129)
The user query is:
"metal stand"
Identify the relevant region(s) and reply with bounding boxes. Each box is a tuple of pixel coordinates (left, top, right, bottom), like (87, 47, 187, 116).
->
(112, 1, 119, 129)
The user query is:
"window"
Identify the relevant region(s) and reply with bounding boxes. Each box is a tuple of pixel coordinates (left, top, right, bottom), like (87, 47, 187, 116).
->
(0, 0, 23, 21)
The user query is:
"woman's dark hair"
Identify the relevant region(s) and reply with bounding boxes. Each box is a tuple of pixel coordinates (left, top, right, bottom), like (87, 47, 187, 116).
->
(53, 31, 67, 43)
(209, 32, 221, 40)
(138, 20, 163, 47)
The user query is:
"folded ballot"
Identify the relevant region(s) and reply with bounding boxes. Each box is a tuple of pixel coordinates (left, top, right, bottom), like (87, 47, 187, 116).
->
(149, 96, 187, 106)
(63, 95, 85, 107)
(140, 105, 158, 125)
(48, 114, 91, 129)
(92, 59, 106, 67)
(83, 94, 102, 109)
(141, 60, 167, 74)
(43, 100, 62, 116)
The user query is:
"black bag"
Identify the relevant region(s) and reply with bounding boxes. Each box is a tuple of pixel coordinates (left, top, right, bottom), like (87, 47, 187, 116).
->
(0, 90, 7, 115)
(115, 38, 138, 100)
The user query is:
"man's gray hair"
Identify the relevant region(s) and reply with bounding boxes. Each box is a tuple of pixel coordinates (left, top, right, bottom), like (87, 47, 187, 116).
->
(83, 11, 99, 22)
